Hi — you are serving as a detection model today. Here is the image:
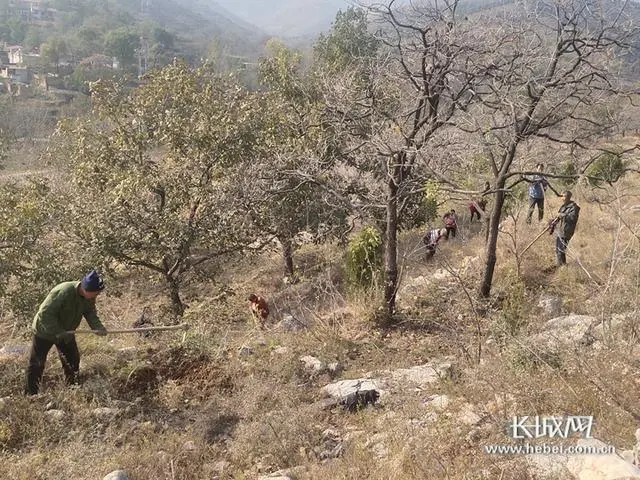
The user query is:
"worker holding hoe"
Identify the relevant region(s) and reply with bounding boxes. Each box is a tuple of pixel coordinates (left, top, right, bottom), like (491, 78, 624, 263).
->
(25, 270, 108, 395)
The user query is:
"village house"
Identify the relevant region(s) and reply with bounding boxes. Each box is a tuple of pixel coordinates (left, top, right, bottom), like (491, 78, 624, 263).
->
(7, 46, 39, 68)
(0, 65, 32, 84)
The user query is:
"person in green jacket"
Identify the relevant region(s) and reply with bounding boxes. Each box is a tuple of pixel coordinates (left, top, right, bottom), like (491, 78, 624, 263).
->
(25, 270, 108, 395)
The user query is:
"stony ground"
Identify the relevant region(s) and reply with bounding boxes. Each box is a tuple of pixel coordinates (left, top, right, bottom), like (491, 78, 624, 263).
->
(2, 182, 640, 479)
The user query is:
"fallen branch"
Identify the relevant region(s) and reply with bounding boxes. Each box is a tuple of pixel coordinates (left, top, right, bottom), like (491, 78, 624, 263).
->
(66, 323, 189, 335)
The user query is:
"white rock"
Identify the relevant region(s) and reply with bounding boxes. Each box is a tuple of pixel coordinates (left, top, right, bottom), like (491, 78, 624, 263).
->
(424, 394, 451, 410)
(182, 440, 197, 451)
(258, 476, 292, 480)
(528, 315, 597, 349)
(103, 471, 129, 480)
(390, 360, 453, 388)
(272, 346, 289, 355)
(458, 403, 484, 426)
(566, 438, 640, 479)
(280, 314, 308, 332)
(92, 407, 119, 420)
(537, 294, 563, 318)
(621, 450, 635, 464)
(527, 453, 571, 478)
(45, 409, 65, 421)
(300, 355, 326, 372)
(322, 379, 382, 400)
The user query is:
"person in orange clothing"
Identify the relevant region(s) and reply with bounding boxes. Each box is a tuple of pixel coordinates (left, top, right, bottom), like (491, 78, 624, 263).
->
(248, 293, 269, 328)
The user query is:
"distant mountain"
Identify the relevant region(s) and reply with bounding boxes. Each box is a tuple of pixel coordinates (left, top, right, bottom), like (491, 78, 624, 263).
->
(211, 0, 352, 37)
(119, 0, 269, 56)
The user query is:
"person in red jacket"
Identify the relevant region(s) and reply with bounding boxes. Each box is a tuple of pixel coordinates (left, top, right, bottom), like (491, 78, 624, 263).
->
(469, 182, 490, 222)
(248, 293, 269, 328)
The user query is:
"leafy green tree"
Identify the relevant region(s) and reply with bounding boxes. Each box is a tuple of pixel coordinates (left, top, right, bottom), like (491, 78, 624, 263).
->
(54, 62, 265, 316)
(41, 36, 68, 73)
(0, 180, 81, 317)
(253, 41, 351, 280)
(104, 27, 139, 70)
(0, 18, 27, 44)
(23, 26, 43, 51)
(587, 152, 627, 187)
(314, 7, 379, 76)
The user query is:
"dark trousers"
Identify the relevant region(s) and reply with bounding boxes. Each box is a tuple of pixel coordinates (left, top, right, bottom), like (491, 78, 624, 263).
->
(470, 207, 481, 222)
(444, 226, 457, 239)
(556, 236, 571, 265)
(527, 197, 545, 223)
(25, 335, 80, 395)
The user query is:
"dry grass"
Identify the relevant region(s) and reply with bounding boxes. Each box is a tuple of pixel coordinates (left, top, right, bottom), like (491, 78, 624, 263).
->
(3, 181, 640, 479)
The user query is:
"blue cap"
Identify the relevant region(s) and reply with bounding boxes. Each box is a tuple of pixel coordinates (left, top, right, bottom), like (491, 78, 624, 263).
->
(81, 270, 105, 292)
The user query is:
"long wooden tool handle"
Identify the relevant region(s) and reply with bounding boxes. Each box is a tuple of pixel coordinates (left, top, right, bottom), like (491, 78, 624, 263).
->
(520, 226, 551, 257)
(67, 323, 189, 335)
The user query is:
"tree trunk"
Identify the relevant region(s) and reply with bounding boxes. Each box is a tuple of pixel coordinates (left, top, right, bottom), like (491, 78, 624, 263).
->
(480, 178, 507, 297)
(281, 237, 295, 279)
(384, 176, 399, 316)
(166, 275, 185, 318)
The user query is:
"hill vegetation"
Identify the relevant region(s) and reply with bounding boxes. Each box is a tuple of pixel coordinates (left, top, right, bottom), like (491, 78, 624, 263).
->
(2, 0, 640, 479)
(0, 0, 267, 83)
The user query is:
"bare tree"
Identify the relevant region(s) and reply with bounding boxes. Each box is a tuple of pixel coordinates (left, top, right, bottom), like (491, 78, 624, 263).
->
(456, 0, 640, 296)
(322, 0, 486, 316)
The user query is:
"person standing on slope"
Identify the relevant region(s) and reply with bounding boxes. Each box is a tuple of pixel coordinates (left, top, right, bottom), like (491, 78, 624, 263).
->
(25, 270, 108, 395)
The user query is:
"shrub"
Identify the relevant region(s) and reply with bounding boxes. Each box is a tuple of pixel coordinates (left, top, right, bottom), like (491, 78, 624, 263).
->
(346, 226, 383, 289)
(492, 276, 528, 341)
(587, 152, 626, 186)
(398, 181, 440, 230)
(558, 160, 578, 188)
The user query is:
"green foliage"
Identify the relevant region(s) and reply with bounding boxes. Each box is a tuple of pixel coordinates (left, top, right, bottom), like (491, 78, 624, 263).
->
(0, 17, 27, 44)
(587, 152, 626, 186)
(104, 26, 139, 69)
(314, 7, 379, 75)
(0, 180, 87, 317)
(399, 181, 440, 230)
(493, 277, 528, 340)
(0, 129, 7, 170)
(253, 42, 349, 275)
(346, 227, 383, 289)
(41, 36, 68, 72)
(557, 160, 578, 188)
(470, 154, 491, 174)
(259, 40, 308, 100)
(53, 62, 266, 315)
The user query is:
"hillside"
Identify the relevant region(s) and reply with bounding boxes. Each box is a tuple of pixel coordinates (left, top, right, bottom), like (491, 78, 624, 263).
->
(116, 0, 268, 56)
(2, 170, 640, 478)
(2, 1, 640, 478)
(0, 0, 268, 63)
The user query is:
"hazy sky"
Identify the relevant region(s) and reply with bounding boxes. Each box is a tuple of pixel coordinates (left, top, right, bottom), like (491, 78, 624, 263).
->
(213, 0, 354, 37)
